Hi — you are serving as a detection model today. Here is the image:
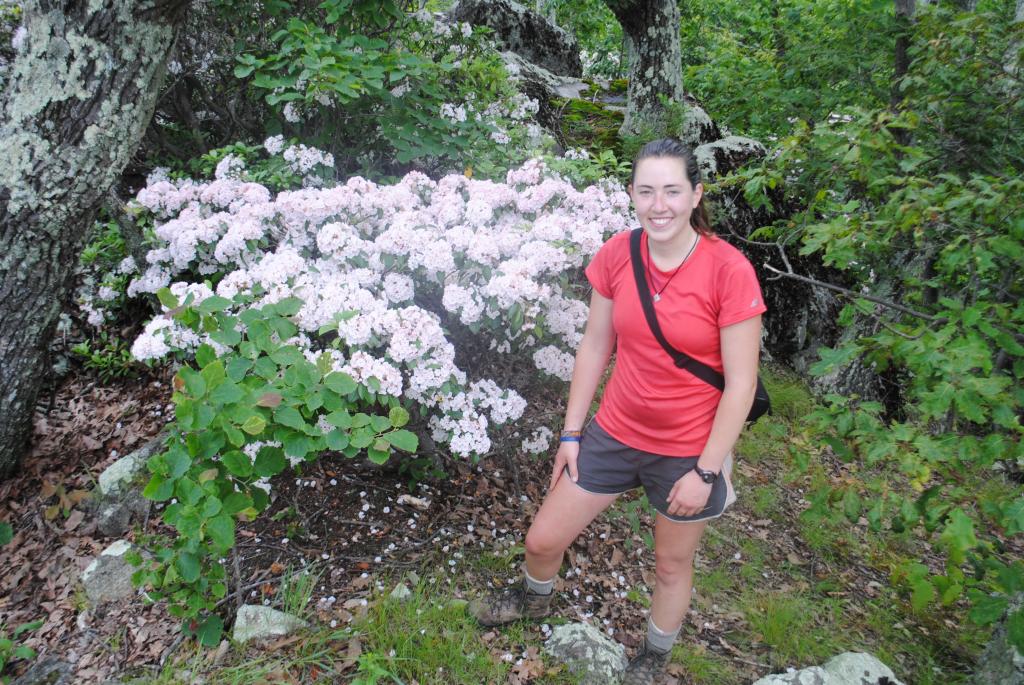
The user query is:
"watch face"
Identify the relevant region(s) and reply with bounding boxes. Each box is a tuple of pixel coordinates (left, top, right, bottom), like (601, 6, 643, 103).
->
(700, 472, 716, 484)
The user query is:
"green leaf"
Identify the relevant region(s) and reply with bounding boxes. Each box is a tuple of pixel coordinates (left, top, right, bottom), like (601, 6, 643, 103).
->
(166, 447, 192, 480)
(388, 406, 410, 428)
(383, 429, 418, 453)
(841, 488, 861, 524)
(201, 360, 227, 389)
(367, 447, 390, 464)
(326, 429, 349, 451)
(223, 492, 252, 515)
(325, 410, 352, 429)
(0, 521, 12, 546)
(273, 296, 303, 316)
(350, 428, 374, 449)
(283, 433, 314, 459)
(199, 295, 233, 314)
(324, 372, 358, 395)
(940, 509, 978, 564)
(254, 446, 286, 477)
(221, 451, 252, 477)
(195, 614, 224, 648)
(206, 514, 235, 552)
(176, 552, 201, 583)
(195, 344, 218, 369)
(274, 405, 307, 431)
(156, 287, 179, 309)
(180, 368, 207, 397)
(910, 578, 935, 612)
(226, 357, 253, 382)
(210, 381, 245, 405)
(143, 474, 175, 501)
(241, 414, 267, 435)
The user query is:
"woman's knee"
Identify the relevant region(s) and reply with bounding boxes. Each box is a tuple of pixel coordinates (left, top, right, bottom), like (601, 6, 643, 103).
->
(524, 524, 567, 560)
(654, 548, 696, 584)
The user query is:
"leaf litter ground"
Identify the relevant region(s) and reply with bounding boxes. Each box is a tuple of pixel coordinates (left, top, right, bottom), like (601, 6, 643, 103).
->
(0, 368, 982, 684)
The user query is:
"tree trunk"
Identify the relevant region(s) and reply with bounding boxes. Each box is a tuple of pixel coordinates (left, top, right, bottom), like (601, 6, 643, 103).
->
(0, 0, 189, 478)
(892, 0, 915, 109)
(603, 0, 685, 137)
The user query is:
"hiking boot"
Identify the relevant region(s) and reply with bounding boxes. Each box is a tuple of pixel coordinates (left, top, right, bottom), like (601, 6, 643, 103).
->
(468, 583, 553, 626)
(622, 639, 672, 685)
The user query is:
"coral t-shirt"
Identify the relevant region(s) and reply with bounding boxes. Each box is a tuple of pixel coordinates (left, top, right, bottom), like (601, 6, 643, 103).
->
(584, 230, 767, 456)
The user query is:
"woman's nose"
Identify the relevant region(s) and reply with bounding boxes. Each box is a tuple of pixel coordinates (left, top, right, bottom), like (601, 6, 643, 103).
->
(651, 193, 667, 211)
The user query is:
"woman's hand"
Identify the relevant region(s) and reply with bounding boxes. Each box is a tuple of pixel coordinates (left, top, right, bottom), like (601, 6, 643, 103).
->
(666, 470, 712, 517)
(548, 440, 580, 491)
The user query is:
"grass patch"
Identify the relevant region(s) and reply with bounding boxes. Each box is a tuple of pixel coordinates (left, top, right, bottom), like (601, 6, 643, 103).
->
(739, 591, 845, 668)
(671, 643, 745, 685)
(354, 581, 507, 684)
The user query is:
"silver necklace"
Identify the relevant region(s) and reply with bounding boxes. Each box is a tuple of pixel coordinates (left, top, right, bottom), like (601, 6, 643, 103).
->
(648, 233, 700, 303)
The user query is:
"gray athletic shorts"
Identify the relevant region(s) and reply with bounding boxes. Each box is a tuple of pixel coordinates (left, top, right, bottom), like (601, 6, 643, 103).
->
(568, 419, 736, 523)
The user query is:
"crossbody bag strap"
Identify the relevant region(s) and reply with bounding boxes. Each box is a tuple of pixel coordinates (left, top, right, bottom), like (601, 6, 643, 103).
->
(628, 228, 726, 393)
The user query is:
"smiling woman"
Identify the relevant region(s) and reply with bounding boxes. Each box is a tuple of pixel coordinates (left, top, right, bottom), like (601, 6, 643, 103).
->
(469, 137, 767, 684)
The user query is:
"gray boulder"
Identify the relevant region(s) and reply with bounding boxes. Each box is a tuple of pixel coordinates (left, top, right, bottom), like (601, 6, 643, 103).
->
(93, 435, 164, 537)
(972, 593, 1024, 685)
(449, 0, 582, 77)
(232, 605, 308, 644)
(752, 666, 831, 685)
(752, 652, 905, 685)
(543, 622, 627, 685)
(694, 135, 767, 181)
(8, 657, 74, 685)
(80, 539, 136, 605)
(500, 51, 589, 131)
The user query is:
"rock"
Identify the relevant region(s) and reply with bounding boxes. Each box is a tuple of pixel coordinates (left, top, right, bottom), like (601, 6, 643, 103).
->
(80, 539, 136, 605)
(822, 651, 905, 684)
(694, 135, 767, 180)
(8, 657, 74, 685)
(972, 593, 1024, 685)
(97, 502, 131, 538)
(389, 583, 412, 602)
(232, 605, 308, 644)
(500, 51, 590, 130)
(92, 435, 163, 537)
(543, 622, 627, 685)
(751, 652, 905, 685)
(97, 435, 164, 497)
(751, 666, 831, 685)
(449, 0, 582, 77)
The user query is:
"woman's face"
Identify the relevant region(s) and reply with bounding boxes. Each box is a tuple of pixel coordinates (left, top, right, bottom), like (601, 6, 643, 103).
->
(628, 156, 703, 249)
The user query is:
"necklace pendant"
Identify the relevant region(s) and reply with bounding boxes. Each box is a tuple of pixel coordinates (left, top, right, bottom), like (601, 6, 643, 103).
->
(653, 293, 661, 303)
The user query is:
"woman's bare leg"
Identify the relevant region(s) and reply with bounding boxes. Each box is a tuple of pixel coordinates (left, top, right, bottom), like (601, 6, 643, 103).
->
(524, 476, 618, 580)
(648, 515, 707, 633)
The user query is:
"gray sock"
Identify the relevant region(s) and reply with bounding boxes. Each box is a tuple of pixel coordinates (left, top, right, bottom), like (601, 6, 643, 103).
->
(646, 617, 680, 654)
(524, 570, 554, 595)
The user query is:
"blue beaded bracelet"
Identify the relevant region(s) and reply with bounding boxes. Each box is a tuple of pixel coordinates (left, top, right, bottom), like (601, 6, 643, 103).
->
(559, 436, 581, 443)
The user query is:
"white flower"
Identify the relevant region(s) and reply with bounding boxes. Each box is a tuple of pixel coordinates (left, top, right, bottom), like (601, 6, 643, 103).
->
(263, 135, 286, 156)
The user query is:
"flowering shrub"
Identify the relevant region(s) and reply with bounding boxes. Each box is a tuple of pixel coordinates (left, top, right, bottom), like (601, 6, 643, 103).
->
(129, 142, 632, 459)
(123, 144, 632, 641)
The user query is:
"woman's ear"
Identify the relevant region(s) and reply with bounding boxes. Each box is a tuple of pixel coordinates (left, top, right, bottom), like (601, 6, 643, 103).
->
(693, 182, 704, 207)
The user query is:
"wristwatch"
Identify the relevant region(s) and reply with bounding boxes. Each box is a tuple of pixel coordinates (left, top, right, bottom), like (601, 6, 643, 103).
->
(694, 465, 719, 484)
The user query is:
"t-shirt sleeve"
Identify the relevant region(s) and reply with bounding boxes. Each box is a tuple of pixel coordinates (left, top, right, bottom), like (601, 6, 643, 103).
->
(716, 255, 767, 327)
(584, 237, 615, 299)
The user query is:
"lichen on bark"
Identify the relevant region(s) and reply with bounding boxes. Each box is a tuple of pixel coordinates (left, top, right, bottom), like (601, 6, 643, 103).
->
(0, 0, 189, 477)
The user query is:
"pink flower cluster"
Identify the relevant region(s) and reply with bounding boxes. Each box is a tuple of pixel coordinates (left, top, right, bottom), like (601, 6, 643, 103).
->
(128, 154, 633, 458)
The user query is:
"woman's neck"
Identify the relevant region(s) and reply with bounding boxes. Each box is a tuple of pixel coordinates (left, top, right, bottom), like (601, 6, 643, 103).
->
(648, 227, 699, 271)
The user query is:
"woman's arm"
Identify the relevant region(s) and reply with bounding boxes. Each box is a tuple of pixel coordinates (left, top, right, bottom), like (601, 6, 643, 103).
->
(549, 290, 616, 489)
(666, 314, 761, 516)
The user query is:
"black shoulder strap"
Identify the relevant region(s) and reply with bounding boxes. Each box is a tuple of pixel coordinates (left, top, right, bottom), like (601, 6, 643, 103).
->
(628, 228, 726, 392)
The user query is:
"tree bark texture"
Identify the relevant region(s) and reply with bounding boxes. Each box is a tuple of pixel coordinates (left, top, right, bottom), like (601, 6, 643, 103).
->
(0, 0, 189, 478)
(603, 0, 685, 137)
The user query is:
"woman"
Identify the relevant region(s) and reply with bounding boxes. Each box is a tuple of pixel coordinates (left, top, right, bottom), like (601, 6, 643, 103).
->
(470, 138, 766, 684)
